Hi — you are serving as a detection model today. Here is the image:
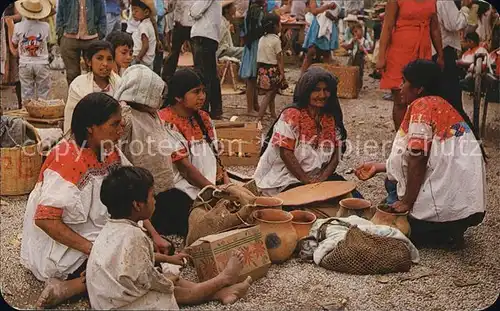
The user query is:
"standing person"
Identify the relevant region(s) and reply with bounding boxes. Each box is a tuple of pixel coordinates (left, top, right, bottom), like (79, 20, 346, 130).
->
(376, 0, 444, 130)
(56, 0, 106, 85)
(153, 0, 166, 75)
(431, 0, 472, 113)
(300, 0, 339, 74)
(106, 0, 123, 36)
(12, 0, 52, 102)
(161, 0, 194, 81)
(239, 0, 265, 116)
(217, 0, 244, 60)
(131, 0, 158, 70)
(1, 4, 22, 108)
(341, 21, 373, 91)
(256, 14, 286, 121)
(190, 0, 224, 120)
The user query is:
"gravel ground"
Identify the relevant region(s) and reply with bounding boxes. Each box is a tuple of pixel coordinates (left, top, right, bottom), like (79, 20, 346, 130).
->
(1, 67, 499, 310)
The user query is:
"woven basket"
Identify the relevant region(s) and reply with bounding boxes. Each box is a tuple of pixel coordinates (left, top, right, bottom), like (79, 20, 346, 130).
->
(311, 63, 360, 99)
(25, 99, 65, 119)
(0, 122, 42, 195)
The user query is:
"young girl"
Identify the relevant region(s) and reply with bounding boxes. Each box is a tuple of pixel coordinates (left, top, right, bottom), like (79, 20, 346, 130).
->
(106, 31, 134, 75)
(156, 68, 229, 237)
(239, 0, 266, 116)
(64, 40, 121, 134)
(256, 14, 287, 121)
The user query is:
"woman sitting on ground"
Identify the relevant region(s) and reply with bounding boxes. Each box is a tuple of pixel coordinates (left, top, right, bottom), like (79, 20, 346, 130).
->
(63, 40, 121, 134)
(253, 67, 361, 198)
(155, 68, 229, 237)
(355, 59, 486, 249)
(20, 93, 171, 308)
(87, 166, 252, 309)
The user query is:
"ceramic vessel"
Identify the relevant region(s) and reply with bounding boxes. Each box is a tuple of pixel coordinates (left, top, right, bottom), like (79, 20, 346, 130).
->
(337, 198, 374, 219)
(253, 209, 297, 263)
(370, 205, 411, 236)
(290, 210, 317, 239)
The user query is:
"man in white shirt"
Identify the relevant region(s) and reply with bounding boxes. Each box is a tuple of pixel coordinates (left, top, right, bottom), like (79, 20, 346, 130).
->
(162, 0, 194, 81)
(432, 0, 473, 111)
(190, 0, 223, 119)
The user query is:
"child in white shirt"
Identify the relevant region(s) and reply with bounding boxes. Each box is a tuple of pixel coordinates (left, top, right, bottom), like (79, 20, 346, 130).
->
(256, 14, 287, 121)
(131, 0, 158, 69)
(341, 22, 373, 89)
(12, 11, 50, 101)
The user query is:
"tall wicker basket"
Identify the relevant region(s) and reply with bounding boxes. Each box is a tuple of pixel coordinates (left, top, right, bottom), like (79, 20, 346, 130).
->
(311, 63, 360, 99)
(1, 122, 42, 196)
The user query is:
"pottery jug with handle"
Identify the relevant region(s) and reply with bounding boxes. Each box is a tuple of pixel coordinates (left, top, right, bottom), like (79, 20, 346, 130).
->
(370, 204, 411, 236)
(253, 209, 297, 263)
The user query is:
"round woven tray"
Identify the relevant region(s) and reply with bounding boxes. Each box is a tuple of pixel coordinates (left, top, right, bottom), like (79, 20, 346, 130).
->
(25, 99, 65, 119)
(276, 181, 356, 206)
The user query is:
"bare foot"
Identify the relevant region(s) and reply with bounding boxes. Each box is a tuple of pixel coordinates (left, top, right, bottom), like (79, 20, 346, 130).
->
(220, 251, 245, 285)
(216, 276, 253, 305)
(36, 278, 69, 309)
(36, 277, 85, 309)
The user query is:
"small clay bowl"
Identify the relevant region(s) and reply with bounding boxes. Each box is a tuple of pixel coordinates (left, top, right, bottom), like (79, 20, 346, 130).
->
(337, 198, 373, 219)
(290, 210, 317, 239)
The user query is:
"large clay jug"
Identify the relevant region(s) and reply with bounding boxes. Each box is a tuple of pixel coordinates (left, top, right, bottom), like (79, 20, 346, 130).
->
(337, 198, 374, 219)
(253, 209, 298, 263)
(290, 210, 317, 239)
(370, 205, 411, 236)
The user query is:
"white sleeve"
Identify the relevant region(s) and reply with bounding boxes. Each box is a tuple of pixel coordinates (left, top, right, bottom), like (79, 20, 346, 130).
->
(438, 2, 468, 32)
(274, 36, 282, 55)
(11, 23, 19, 44)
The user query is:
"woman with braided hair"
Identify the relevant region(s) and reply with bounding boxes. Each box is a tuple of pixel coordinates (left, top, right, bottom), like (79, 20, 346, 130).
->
(155, 68, 229, 237)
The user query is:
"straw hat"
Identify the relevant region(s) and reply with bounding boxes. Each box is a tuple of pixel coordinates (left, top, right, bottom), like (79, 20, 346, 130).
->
(15, 0, 52, 20)
(139, 0, 157, 16)
(343, 14, 359, 22)
(222, 0, 237, 7)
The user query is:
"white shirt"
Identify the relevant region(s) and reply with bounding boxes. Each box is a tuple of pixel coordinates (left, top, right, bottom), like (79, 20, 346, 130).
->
(173, 0, 195, 27)
(338, 0, 363, 13)
(132, 18, 157, 66)
(190, 0, 222, 43)
(12, 19, 50, 64)
(432, 2, 469, 55)
(257, 34, 282, 65)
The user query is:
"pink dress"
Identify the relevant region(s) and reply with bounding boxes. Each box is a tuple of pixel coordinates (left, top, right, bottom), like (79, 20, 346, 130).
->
(380, 0, 436, 90)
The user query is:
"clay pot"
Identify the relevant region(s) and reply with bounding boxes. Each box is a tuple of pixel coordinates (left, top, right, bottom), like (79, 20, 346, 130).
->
(254, 197, 283, 209)
(337, 198, 374, 219)
(290, 210, 317, 239)
(253, 209, 298, 264)
(370, 205, 411, 236)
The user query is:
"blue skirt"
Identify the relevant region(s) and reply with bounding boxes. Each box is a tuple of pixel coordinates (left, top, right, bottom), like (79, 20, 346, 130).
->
(239, 41, 259, 80)
(303, 18, 339, 51)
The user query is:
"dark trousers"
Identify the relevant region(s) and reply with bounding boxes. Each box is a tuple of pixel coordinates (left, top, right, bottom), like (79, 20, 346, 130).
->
(352, 51, 365, 89)
(153, 33, 164, 76)
(60, 36, 98, 85)
(192, 36, 223, 118)
(151, 188, 193, 237)
(409, 212, 485, 248)
(433, 46, 463, 112)
(162, 24, 192, 81)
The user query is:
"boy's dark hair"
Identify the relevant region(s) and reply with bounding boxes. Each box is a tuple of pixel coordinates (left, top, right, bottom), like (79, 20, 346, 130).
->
(351, 22, 363, 31)
(465, 32, 480, 45)
(106, 31, 133, 53)
(131, 0, 151, 13)
(222, 3, 235, 16)
(262, 13, 280, 35)
(84, 40, 114, 61)
(101, 166, 154, 219)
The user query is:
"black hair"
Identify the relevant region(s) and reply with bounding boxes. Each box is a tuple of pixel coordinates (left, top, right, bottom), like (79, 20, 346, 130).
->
(106, 31, 133, 53)
(465, 32, 480, 45)
(101, 166, 154, 220)
(351, 22, 363, 31)
(84, 40, 114, 62)
(476, 0, 491, 20)
(402, 59, 486, 159)
(163, 68, 205, 108)
(131, 0, 151, 13)
(71, 93, 121, 146)
(222, 3, 235, 16)
(262, 13, 280, 35)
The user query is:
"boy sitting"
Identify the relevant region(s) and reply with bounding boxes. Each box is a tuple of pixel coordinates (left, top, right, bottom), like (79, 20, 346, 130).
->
(87, 166, 252, 310)
(106, 31, 134, 76)
(458, 32, 489, 91)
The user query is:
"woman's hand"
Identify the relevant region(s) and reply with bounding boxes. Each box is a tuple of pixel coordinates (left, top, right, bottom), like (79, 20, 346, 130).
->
(375, 57, 386, 72)
(355, 162, 378, 181)
(392, 200, 411, 213)
(328, 2, 337, 10)
(436, 54, 445, 69)
(325, 11, 337, 22)
(153, 235, 174, 255)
